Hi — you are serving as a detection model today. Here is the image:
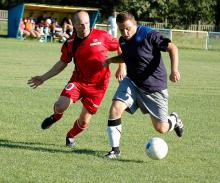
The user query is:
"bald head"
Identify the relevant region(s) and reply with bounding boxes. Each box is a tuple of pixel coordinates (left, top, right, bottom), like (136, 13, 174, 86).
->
(72, 10, 90, 23)
(72, 10, 91, 38)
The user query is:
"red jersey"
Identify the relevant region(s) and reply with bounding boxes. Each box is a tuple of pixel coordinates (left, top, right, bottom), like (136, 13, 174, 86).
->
(60, 29, 119, 84)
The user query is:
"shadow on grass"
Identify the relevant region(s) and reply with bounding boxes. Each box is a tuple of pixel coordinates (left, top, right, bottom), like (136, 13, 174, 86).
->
(0, 138, 73, 154)
(73, 149, 144, 163)
(0, 138, 144, 163)
(0, 35, 8, 38)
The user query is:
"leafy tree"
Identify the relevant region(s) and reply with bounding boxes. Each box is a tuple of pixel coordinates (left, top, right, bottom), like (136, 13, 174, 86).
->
(0, 0, 219, 28)
(214, 0, 220, 26)
(177, 0, 217, 26)
(117, 0, 217, 28)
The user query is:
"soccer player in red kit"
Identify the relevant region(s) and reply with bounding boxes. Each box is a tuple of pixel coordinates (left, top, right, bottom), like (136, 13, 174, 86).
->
(27, 10, 126, 147)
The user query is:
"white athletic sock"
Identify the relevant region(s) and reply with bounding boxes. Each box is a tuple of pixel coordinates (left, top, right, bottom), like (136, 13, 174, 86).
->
(107, 124, 122, 147)
(168, 115, 176, 131)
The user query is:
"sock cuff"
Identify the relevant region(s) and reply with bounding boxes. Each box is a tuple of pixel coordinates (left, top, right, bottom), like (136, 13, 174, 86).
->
(108, 118, 121, 126)
(53, 113, 63, 121)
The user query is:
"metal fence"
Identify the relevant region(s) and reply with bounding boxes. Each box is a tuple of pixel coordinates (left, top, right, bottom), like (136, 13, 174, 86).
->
(0, 10, 8, 36)
(1, 9, 219, 32)
(1, 9, 219, 50)
(139, 21, 220, 32)
(0, 10, 8, 21)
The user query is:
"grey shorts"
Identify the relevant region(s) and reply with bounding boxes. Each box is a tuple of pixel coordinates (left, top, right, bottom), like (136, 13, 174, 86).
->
(112, 77, 169, 122)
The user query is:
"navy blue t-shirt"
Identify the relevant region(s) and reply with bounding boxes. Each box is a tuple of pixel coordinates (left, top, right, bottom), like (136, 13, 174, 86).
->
(119, 25, 171, 92)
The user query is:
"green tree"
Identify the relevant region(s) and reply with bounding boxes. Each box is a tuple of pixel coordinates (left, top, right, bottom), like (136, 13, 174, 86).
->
(215, 0, 220, 26)
(177, 0, 217, 26)
(117, 0, 217, 28)
(0, 0, 219, 28)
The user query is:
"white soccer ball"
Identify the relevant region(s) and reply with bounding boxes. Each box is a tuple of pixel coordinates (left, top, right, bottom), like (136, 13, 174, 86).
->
(145, 137, 168, 160)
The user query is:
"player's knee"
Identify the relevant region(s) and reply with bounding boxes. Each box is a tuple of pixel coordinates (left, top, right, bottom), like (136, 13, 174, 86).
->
(110, 100, 125, 118)
(156, 128, 167, 134)
(78, 119, 89, 129)
(154, 124, 168, 134)
(110, 103, 123, 117)
(54, 102, 67, 113)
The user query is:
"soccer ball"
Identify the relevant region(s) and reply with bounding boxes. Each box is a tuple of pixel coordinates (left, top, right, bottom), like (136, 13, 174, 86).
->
(145, 137, 168, 160)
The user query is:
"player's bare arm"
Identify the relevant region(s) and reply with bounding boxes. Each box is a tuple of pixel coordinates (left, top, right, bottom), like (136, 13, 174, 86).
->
(27, 60, 68, 89)
(115, 63, 127, 81)
(114, 47, 126, 81)
(103, 55, 124, 67)
(167, 42, 181, 82)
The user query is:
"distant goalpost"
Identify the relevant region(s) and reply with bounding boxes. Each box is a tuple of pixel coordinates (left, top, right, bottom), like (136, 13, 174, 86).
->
(155, 29, 208, 50)
(208, 32, 220, 50)
(171, 29, 208, 50)
(156, 29, 220, 50)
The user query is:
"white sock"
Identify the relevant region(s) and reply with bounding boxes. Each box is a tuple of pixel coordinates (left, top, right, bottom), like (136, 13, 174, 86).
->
(107, 125, 122, 147)
(168, 115, 176, 131)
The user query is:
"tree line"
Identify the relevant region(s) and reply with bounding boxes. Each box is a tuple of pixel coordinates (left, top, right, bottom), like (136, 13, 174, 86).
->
(1, 0, 220, 27)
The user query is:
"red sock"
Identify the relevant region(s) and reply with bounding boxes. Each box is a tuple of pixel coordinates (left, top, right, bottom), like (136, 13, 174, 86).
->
(67, 120, 88, 138)
(53, 105, 63, 121)
(53, 113, 63, 121)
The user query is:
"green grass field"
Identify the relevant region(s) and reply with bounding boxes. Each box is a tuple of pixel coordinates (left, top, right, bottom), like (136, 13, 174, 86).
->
(0, 38, 220, 183)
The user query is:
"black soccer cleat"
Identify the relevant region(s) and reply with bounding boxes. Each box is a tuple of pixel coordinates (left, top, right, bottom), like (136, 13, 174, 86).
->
(170, 112, 184, 137)
(105, 147, 121, 159)
(105, 150, 121, 159)
(41, 115, 56, 129)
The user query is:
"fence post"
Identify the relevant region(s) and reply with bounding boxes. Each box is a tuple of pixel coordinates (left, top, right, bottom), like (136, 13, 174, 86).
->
(165, 18, 167, 28)
(205, 31, 208, 50)
(198, 20, 201, 31)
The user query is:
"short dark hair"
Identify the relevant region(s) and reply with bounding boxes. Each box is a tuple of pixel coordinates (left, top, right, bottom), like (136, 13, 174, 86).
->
(116, 11, 136, 24)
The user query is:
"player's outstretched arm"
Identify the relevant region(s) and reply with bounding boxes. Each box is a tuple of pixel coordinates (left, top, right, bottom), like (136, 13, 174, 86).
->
(27, 60, 68, 89)
(167, 42, 181, 82)
(27, 76, 44, 89)
(103, 55, 124, 67)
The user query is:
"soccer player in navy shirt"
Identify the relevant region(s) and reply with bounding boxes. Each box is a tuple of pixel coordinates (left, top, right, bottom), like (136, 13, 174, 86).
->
(27, 10, 126, 147)
(104, 11, 184, 158)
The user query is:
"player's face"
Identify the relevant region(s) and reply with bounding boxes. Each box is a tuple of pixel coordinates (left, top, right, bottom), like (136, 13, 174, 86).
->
(117, 19, 137, 40)
(73, 12, 90, 39)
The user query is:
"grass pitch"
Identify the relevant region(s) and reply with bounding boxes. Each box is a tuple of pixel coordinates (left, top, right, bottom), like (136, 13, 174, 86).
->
(0, 38, 220, 183)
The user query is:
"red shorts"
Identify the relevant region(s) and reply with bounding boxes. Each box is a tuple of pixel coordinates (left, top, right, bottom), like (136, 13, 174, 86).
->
(60, 81, 108, 114)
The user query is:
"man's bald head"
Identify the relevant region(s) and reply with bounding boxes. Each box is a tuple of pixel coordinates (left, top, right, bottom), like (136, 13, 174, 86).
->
(72, 10, 91, 39)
